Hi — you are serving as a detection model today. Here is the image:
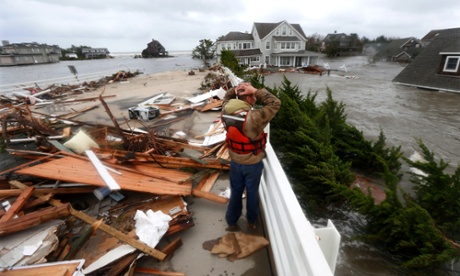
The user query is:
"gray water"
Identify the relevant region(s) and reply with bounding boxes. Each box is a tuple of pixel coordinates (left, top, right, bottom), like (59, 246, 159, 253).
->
(0, 51, 202, 94)
(2, 55, 459, 275)
(264, 56, 460, 275)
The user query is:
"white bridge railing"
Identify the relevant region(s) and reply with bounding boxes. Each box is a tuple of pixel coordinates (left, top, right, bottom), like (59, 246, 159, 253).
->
(260, 142, 341, 276)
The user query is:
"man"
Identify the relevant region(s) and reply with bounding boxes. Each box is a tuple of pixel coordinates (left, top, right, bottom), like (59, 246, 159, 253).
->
(221, 82, 281, 231)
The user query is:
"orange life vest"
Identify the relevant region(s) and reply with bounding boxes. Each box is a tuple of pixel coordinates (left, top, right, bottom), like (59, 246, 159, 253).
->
(221, 113, 267, 155)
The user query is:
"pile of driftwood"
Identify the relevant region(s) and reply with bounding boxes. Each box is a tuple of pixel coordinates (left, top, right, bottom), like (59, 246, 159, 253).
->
(0, 67, 234, 275)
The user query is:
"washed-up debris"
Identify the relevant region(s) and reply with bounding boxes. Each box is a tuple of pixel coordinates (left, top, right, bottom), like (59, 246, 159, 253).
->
(0, 70, 141, 107)
(0, 66, 237, 274)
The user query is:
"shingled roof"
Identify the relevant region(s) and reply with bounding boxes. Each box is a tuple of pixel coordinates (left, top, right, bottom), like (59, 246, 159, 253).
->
(393, 28, 460, 93)
(253, 21, 307, 40)
(217, 32, 253, 42)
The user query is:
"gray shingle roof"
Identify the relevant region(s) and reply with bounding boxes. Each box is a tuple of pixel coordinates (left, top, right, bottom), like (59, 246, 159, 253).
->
(230, 49, 262, 57)
(217, 32, 253, 42)
(253, 21, 307, 40)
(393, 28, 460, 93)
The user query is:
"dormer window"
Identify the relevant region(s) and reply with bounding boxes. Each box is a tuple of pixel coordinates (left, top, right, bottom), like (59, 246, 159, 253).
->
(443, 56, 460, 73)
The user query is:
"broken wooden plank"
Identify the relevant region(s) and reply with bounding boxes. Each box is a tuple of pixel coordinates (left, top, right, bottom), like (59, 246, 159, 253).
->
(105, 251, 139, 276)
(0, 186, 35, 222)
(192, 188, 228, 204)
(94, 148, 230, 170)
(134, 267, 186, 276)
(0, 187, 95, 197)
(0, 203, 70, 236)
(199, 171, 220, 193)
(161, 237, 183, 257)
(49, 199, 166, 261)
(0, 259, 85, 276)
(16, 156, 193, 196)
(0, 194, 52, 217)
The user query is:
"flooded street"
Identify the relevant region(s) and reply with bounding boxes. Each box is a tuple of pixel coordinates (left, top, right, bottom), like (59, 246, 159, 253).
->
(265, 56, 460, 275)
(265, 56, 460, 171)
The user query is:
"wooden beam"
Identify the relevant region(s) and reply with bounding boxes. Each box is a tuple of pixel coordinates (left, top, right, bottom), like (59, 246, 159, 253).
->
(0, 203, 70, 236)
(192, 188, 228, 204)
(0, 186, 34, 222)
(49, 199, 167, 261)
(161, 237, 183, 257)
(134, 267, 185, 276)
(0, 187, 95, 197)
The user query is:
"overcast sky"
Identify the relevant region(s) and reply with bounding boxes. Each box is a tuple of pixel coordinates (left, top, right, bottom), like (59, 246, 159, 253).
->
(1, 0, 459, 53)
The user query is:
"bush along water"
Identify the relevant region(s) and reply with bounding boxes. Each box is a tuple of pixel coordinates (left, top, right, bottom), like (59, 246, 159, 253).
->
(247, 73, 460, 273)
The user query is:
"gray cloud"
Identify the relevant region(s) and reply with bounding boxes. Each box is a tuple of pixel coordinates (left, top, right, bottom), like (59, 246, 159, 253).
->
(1, 0, 458, 52)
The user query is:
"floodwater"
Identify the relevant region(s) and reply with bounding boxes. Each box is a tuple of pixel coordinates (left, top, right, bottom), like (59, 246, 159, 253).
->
(264, 56, 460, 275)
(2, 54, 460, 275)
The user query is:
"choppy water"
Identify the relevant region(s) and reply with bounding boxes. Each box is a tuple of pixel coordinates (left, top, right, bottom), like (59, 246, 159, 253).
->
(264, 56, 460, 275)
(2, 54, 459, 275)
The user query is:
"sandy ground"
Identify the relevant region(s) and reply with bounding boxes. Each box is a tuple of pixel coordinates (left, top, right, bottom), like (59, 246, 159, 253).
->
(33, 69, 210, 129)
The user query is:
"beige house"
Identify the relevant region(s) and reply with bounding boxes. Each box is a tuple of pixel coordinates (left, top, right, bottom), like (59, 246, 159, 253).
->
(216, 20, 323, 67)
(0, 41, 61, 66)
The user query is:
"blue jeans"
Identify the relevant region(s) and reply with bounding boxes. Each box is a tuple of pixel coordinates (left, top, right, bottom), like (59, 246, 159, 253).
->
(226, 160, 264, 226)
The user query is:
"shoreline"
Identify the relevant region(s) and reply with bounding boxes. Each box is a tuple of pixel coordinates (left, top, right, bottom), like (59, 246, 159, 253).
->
(31, 69, 210, 129)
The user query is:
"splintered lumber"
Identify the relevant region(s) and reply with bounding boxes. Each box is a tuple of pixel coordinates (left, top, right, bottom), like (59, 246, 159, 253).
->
(0, 186, 34, 222)
(16, 156, 193, 196)
(160, 237, 183, 256)
(0, 203, 70, 236)
(0, 194, 52, 217)
(198, 171, 220, 193)
(99, 95, 129, 147)
(0, 260, 84, 276)
(105, 251, 139, 276)
(134, 267, 186, 276)
(198, 99, 223, 112)
(192, 188, 228, 204)
(0, 187, 95, 197)
(93, 148, 230, 170)
(49, 199, 167, 261)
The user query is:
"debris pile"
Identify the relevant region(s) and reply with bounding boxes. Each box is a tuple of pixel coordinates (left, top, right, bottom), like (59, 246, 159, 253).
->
(0, 70, 142, 106)
(0, 66, 240, 274)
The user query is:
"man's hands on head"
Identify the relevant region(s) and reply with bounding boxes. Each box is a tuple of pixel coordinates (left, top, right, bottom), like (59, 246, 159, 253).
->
(235, 82, 257, 96)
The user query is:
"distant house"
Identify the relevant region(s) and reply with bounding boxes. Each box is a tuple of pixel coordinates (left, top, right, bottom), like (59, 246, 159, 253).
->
(374, 37, 422, 63)
(0, 41, 61, 66)
(321, 32, 359, 56)
(393, 28, 460, 93)
(81, 47, 110, 59)
(142, 39, 167, 57)
(216, 20, 323, 67)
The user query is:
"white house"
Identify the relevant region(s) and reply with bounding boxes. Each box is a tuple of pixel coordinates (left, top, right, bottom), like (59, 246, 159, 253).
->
(216, 20, 323, 67)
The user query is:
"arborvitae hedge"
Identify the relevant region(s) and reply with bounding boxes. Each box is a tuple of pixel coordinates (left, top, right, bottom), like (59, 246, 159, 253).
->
(247, 73, 460, 271)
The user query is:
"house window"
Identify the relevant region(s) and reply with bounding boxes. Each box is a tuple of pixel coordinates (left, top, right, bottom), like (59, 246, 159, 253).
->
(265, 41, 270, 50)
(282, 26, 286, 35)
(240, 42, 251, 49)
(280, 57, 291, 66)
(443, 56, 460, 72)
